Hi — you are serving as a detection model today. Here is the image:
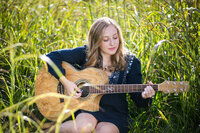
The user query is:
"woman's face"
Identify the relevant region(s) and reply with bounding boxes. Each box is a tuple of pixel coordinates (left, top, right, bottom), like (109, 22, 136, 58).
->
(100, 25, 119, 58)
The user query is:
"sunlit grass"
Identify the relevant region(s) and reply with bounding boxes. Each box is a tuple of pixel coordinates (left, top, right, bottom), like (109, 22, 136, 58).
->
(0, 0, 199, 132)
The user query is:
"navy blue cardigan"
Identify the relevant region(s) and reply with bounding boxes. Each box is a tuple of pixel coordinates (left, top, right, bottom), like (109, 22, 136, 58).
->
(46, 45, 151, 133)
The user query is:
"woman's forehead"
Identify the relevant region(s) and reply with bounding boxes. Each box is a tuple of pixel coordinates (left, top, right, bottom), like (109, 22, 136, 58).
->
(103, 25, 118, 37)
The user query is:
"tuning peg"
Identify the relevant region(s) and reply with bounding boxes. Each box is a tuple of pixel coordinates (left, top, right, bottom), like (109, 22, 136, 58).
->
(175, 92, 179, 96)
(167, 90, 170, 96)
(173, 78, 176, 85)
(173, 88, 179, 96)
(167, 77, 170, 84)
(184, 83, 188, 91)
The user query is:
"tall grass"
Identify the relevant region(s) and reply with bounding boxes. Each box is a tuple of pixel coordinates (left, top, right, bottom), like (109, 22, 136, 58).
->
(0, 0, 199, 132)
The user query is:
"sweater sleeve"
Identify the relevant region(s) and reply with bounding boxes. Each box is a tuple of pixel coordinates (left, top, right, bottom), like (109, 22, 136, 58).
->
(126, 57, 152, 108)
(46, 45, 87, 79)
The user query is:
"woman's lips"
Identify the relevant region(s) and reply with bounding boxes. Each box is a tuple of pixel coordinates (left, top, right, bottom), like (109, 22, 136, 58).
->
(108, 47, 116, 51)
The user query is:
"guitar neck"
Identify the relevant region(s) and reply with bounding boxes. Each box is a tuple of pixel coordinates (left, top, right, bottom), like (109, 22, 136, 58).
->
(88, 84, 158, 94)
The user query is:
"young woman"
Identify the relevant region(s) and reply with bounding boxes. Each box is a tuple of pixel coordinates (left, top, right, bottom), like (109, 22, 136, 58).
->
(46, 17, 155, 133)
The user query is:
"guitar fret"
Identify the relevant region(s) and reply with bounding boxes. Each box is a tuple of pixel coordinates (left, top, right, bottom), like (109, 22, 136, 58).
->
(117, 86, 120, 92)
(124, 85, 126, 93)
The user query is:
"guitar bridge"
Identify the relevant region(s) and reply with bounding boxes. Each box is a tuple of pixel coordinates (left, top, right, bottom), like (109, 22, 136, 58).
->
(57, 82, 64, 103)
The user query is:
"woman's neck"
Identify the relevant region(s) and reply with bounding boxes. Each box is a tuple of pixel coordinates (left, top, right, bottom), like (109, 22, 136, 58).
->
(102, 55, 112, 67)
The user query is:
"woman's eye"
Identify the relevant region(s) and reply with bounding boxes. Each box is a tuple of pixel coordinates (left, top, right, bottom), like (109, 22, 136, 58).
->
(103, 39, 109, 42)
(113, 36, 118, 39)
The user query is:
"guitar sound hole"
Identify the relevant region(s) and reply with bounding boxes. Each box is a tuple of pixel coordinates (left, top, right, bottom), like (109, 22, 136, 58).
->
(76, 81, 90, 98)
(80, 86, 89, 98)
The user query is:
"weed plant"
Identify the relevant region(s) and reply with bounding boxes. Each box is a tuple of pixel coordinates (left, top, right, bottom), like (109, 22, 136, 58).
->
(0, 0, 199, 132)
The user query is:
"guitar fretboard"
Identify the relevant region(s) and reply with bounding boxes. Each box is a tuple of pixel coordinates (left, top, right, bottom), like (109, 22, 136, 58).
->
(87, 84, 158, 94)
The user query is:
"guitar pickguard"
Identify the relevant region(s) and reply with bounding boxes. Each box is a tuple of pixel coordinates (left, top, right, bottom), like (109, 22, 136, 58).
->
(57, 82, 64, 103)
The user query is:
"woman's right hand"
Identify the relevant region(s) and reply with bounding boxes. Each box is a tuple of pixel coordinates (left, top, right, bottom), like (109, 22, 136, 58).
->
(59, 76, 82, 98)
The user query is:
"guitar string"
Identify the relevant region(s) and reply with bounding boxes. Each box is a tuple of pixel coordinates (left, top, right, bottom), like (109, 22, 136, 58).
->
(88, 84, 158, 94)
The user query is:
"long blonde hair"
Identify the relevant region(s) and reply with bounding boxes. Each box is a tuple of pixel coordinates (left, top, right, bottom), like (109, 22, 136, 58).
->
(85, 17, 126, 71)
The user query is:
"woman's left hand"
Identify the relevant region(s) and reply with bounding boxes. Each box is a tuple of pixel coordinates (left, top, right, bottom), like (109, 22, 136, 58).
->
(142, 81, 155, 99)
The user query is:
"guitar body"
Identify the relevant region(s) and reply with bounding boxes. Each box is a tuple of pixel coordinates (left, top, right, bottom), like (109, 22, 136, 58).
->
(35, 62, 109, 121)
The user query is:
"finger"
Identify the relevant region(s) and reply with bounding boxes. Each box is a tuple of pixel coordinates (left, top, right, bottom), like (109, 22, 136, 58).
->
(143, 86, 155, 98)
(73, 93, 81, 98)
(147, 85, 154, 91)
(142, 91, 146, 98)
(148, 81, 153, 85)
(76, 89, 81, 93)
(142, 87, 149, 98)
(145, 90, 151, 97)
(145, 86, 151, 93)
(74, 85, 81, 92)
(146, 86, 152, 94)
(73, 88, 82, 98)
(147, 86, 155, 97)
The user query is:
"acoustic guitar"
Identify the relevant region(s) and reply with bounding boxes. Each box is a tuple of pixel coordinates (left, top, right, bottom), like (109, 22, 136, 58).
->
(35, 62, 189, 121)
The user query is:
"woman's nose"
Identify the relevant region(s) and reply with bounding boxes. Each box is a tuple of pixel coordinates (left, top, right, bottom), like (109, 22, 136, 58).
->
(110, 39, 114, 46)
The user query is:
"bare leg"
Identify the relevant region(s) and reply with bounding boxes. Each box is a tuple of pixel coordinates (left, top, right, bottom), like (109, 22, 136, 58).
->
(95, 122, 120, 133)
(59, 113, 98, 133)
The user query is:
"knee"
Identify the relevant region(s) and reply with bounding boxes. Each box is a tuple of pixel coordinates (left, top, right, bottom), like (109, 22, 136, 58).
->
(95, 126, 113, 133)
(95, 123, 119, 133)
(60, 124, 94, 133)
(76, 123, 95, 133)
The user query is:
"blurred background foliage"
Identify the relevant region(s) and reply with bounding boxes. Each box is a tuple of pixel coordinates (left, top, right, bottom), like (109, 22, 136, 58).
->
(0, 0, 199, 132)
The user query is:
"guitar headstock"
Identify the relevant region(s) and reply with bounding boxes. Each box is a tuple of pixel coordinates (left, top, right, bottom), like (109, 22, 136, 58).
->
(158, 81, 189, 94)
